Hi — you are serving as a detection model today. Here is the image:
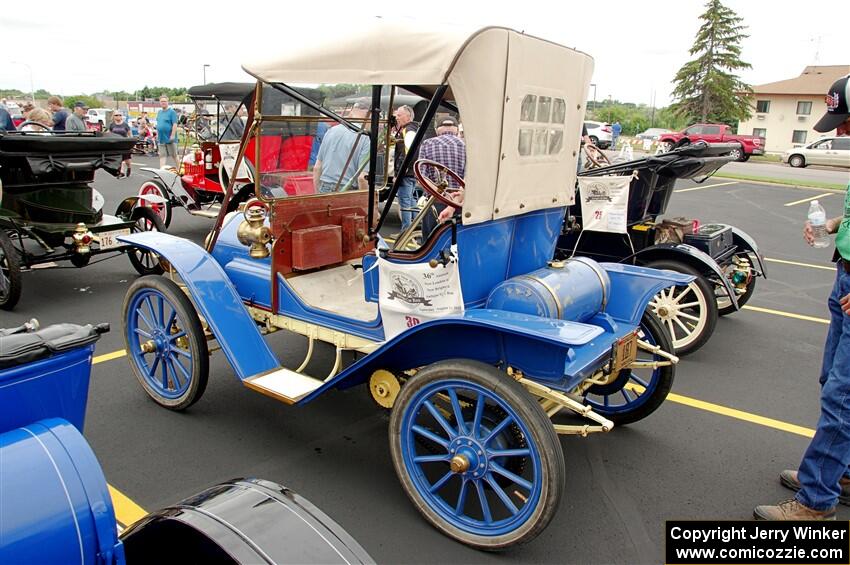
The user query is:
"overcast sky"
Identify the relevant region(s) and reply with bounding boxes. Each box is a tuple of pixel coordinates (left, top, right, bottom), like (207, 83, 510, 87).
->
(1, 0, 845, 107)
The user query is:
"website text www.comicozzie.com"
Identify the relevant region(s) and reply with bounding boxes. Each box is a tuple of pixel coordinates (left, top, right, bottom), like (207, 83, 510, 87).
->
(665, 521, 850, 564)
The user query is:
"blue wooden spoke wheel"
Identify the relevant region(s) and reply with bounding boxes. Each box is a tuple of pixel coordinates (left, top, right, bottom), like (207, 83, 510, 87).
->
(583, 312, 674, 426)
(123, 276, 209, 410)
(389, 360, 564, 550)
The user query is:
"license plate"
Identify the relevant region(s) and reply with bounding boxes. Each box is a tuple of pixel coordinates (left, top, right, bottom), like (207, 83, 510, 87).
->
(98, 229, 130, 250)
(611, 331, 638, 373)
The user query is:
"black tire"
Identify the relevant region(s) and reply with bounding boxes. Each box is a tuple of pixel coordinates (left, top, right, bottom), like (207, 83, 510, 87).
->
(645, 260, 718, 355)
(740, 154, 750, 162)
(659, 141, 676, 153)
(789, 154, 806, 168)
(123, 276, 209, 410)
(70, 253, 91, 268)
(675, 139, 691, 149)
(717, 256, 758, 316)
(389, 360, 564, 550)
(584, 312, 675, 426)
(127, 207, 166, 275)
(0, 230, 22, 310)
(589, 135, 599, 145)
(225, 183, 256, 214)
(728, 144, 745, 161)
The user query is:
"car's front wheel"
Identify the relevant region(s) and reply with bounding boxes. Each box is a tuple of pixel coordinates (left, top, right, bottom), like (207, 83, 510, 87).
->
(789, 154, 806, 168)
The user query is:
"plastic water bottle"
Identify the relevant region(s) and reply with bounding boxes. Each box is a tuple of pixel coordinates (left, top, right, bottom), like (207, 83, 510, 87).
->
(808, 200, 829, 249)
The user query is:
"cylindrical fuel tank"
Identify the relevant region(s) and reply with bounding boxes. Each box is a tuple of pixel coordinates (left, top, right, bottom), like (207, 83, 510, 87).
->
(0, 418, 123, 565)
(486, 257, 610, 322)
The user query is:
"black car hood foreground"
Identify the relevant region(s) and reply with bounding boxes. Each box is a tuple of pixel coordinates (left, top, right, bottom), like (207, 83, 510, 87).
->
(0, 132, 136, 181)
(120, 478, 375, 565)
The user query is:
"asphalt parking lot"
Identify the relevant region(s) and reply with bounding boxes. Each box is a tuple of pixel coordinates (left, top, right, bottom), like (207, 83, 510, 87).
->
(3, 156, 849, 564)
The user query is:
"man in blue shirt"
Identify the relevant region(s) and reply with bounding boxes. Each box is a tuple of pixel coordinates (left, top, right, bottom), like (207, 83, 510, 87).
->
(611, 120, 622, 149)
(156, 96, 179, 168)
(0, 107, 14, 131)
(312, 102, 370, 193)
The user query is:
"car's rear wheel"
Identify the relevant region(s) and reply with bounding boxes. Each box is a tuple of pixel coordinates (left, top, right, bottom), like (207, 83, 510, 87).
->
(645, 260, 718, 355)
(138, 180, 172, 228)
(789, 154, 806, 168)
(0, 230, 22, 311)
(728, 145, 746, 161)
(127, 207, 166, 275)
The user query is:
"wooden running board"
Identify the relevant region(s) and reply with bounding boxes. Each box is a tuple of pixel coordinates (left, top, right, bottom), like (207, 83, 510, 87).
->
(244, 368, 323, 404)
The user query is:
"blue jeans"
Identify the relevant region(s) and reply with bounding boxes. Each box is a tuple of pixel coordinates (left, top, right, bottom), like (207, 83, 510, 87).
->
(398, 176, 417, 230)
(797, 260, 850, 510)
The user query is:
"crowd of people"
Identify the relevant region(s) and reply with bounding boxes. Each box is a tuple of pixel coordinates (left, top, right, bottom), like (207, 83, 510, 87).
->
(0, 95, 185, 177)
(309, 101, 466, 239)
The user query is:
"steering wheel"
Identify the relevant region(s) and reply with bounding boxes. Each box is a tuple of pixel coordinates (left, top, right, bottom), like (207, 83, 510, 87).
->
(18, 121, 52, 132)
(583, 144, 611, 169)
(413, 159, 465, 209)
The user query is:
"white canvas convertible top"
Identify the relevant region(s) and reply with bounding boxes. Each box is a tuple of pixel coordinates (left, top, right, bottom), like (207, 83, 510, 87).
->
(242, 19, 594, 225)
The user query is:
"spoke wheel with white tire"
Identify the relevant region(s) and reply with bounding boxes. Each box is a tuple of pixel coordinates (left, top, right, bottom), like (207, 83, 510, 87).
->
(0, 230, 22, 310)
(645, 260, 717, 355)
(138, 180, 172, 228)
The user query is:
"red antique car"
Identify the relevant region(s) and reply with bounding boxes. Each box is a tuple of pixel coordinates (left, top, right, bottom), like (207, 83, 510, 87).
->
(135, 82, 325, 227)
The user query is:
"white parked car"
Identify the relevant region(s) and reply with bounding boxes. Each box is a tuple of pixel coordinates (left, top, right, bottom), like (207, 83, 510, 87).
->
(584, 120, 612, 149)
(635, 127, 672, 141)
(782, 136, 850, 168)
(86, 108, 112, 128)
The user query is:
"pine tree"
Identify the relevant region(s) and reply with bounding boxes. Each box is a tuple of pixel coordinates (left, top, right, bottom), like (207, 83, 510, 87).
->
(670, 0, 753, 125)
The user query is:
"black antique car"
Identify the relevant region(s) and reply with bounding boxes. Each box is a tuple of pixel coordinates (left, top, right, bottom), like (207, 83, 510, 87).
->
(558, 142, 766, 354)
(0, 129, 165, 310)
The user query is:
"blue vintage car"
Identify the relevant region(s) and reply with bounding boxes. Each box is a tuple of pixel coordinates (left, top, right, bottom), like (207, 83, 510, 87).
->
(0, 320, 374, 564)
(119, 22, 692, 550)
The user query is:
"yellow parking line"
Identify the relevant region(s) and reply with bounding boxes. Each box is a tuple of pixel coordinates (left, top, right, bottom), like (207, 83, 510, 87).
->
(742, 305, 829, 324)
(665, 391, 815, 438)
(674, 181, 738, 193)
(625, 383, 815, 438)
(108, 484, 147, 527)
(93, 349, 126, 364)
(765, 257, 835, 271)
(783, 192, 835, 207)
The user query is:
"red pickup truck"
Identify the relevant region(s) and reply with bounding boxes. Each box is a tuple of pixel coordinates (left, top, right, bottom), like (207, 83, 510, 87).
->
(657, 123, 764, 161)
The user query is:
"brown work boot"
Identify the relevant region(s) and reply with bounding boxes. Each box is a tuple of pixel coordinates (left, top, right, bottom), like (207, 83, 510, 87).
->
(753, 499, 836, 520)
(779, 470, 850, 506)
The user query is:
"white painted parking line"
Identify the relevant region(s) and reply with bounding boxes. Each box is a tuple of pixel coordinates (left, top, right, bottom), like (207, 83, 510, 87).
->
(742, 305, 829, 324)
(783, 192, 835, 207)
(673, 181, 738, 193)
(765, 257, 835, 271)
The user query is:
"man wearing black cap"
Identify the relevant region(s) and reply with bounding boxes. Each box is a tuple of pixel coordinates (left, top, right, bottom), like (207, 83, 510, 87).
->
(755, 74, 850, 520)
(65, 102, 88, 132)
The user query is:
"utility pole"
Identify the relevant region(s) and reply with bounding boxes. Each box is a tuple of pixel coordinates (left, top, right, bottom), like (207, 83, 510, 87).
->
(589, 83, 597, 113)
(650, 88, 656, 127)
(203, 64, 211, 85)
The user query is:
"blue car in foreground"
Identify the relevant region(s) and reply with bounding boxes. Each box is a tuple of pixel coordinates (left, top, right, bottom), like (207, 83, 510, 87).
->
(120, 22, 692, 550)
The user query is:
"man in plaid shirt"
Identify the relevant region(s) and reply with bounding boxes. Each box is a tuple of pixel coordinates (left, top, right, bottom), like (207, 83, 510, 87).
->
(419, 117, 466, 230)
(420, 116, 466, 186)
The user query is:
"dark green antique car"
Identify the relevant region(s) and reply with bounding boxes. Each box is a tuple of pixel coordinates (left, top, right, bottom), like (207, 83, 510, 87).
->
(0, 130, 165, 310)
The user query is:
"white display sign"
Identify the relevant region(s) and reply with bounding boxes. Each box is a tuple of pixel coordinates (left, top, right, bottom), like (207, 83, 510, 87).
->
(578, 176, 632, 234)
(378, 246, 465, 340)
